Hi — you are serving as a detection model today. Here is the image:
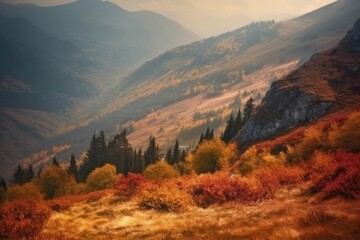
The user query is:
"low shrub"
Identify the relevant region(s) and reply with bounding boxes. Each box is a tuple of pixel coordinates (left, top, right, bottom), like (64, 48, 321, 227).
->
(138, 182, 192, 212)
(6, 182, 43, 201)
(188, 173, 266, 207)
(0, 200, 51, 239)
(309, 151, 360, 199)
(143, 161, 179, 180)
(115, 173, 149, 200)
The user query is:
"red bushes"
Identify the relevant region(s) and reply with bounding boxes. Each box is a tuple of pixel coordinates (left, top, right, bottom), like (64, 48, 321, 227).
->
(310, 151, 360, 199)
(115, 173, 149, 200)
(187, 173, 266, 207)
(0, 200, 51, 240)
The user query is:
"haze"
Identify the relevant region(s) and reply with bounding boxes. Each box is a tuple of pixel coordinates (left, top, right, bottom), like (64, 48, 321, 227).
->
(0, 0, 336, 37)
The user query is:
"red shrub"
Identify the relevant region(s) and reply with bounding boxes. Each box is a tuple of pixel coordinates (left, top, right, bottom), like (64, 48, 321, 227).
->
(187, 173, 267, 207)
(115, 173, 149, 200)
(310, 151, 360, 199)
(0, 200, 51, 239)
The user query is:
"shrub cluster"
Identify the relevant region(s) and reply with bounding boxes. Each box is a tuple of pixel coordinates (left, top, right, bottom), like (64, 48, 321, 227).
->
(143, 161, 179, 180)
(115, 173, 149, 200)
(138, 182, 192, 212)
(0, 200, 51, 239)
(309, 151, 360, 199)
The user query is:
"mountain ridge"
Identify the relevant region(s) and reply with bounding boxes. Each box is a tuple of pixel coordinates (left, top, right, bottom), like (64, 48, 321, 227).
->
(239, 17, 360, 145)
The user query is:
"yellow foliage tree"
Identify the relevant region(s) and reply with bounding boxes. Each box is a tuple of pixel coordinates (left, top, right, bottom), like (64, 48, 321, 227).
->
(188, 139, 237, 174)
(144, 161, 179, 180)
(86, 164, 118, 192)
(39, 166, 79, 199)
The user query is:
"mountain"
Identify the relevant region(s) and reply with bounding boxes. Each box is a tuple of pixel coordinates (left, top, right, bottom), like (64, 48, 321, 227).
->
(0, 0, 199, 73)
(239, 17, 360, 145)
(64, 0, 360, 148)
(0, 0, 199, 179)
(0, 15, 98, 111)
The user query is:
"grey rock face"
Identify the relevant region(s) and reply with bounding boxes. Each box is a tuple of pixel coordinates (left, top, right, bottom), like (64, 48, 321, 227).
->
(240, 84, 332, 143)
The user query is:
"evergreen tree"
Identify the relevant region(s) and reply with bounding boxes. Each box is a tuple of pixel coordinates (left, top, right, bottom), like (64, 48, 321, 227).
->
(79, 133, 98, 182)
(165, 147, 172, 165)
(0, 177, 7, 191)
(52, 156, 60, 167)
(172, 139, 180, 165)
(12, 164, 25, 185)
(144, 136, 161, 167)
(27, 164, 34, 182)
(221, 113, 235, 143)
(198, 132, 204, 145)
(234, 108, 243, 132)
(68, 154, 79, 182)
(180, 150, 186, 162)
(243, 97, 254, 125)
(134, 149, 144, 173)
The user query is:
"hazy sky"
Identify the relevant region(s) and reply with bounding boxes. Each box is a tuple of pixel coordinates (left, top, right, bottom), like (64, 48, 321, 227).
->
(0, 0, 336, 37)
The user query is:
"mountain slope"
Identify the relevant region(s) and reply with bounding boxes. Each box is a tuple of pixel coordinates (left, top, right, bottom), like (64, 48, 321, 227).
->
(0, 0, 199, 72)
(239, 17, 360, 145)
(64, 0, 360, 147)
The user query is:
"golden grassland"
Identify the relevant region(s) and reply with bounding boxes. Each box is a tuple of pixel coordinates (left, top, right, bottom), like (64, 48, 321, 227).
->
(42, 186, 360, 240)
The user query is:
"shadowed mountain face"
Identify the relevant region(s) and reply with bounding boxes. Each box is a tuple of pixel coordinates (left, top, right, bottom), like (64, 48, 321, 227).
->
(239, 17, 360, 145)
(0, 0, 199, 178)
(0, 0, 199, 70)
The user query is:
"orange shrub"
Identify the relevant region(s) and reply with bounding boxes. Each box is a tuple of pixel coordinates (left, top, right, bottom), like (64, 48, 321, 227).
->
(115, 173, 149, 200)
(309, 151, 360, 199)
(0, 200, 51, 239)
(188, 173, 267, 207)
(139, 182, 192, 212)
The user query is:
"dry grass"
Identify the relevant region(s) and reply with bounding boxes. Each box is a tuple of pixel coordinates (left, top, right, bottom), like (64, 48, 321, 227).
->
(42, 186, 360, 240)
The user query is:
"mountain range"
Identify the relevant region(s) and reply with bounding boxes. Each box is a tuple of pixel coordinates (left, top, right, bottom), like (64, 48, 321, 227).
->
(1, 0, 360, 179)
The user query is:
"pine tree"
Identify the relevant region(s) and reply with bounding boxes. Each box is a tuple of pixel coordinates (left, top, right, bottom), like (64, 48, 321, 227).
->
(0, 177, 7, 191)
(198, 132, 204, 145)
(234, 108, 242, 132)
(165, 147, 172, 165)
(12, 164, 25, 185)
(27, 164, 34, 182)
(135, 149, 144, 173)
(172, 139, 180, 164)
(243, 97, 254, 126)
(52, 156, 60, 167)
(221, 113, 235, 143)
(79, 133, 98, 182)
(68, 154, 79, 182)
(144, 136, 161, 167)
(180, 150, 186, 162)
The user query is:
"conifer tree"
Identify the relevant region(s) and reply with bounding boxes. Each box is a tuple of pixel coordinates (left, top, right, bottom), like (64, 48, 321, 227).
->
(243, 97, 254, 125)
(144, 136, 161, 167)
(68, 154, 79, 182)
(12, 164, 25, 185)
(27, 164, 34, 182)
(221, 113, 235, 143)
(0, 177, 7, 191)
(172, 139, 180, 164)
(234, 108, 242, 132)
(52, 156, 60, 167)
(165, 147, 172, 165)
(198, 132, 204, 145)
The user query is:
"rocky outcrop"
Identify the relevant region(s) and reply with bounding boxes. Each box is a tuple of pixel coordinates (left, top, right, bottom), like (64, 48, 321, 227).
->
(240, 83, 332, 143)
(238, 17, 360, 144)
